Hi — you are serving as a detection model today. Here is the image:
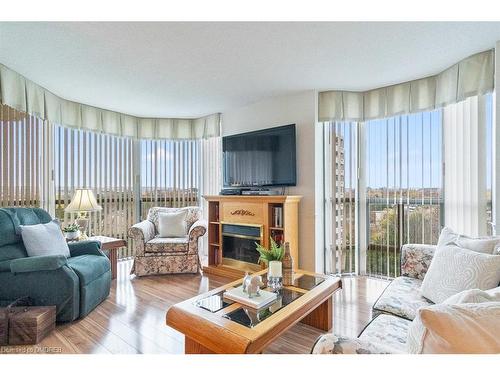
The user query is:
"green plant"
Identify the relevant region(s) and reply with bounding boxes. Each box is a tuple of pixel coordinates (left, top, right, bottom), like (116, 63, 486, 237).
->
(255, 237, 284, 265)
(62, 223, 80, 233)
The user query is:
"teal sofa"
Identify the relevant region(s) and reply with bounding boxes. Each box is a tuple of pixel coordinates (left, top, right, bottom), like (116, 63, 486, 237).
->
(0, 207, 111, 322)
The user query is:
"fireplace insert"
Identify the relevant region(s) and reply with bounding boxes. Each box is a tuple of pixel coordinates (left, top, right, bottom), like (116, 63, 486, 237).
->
(221, 223, 262, 265)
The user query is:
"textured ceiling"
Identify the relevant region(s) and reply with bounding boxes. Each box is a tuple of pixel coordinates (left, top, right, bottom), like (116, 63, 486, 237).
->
(1, 22, 500, 117)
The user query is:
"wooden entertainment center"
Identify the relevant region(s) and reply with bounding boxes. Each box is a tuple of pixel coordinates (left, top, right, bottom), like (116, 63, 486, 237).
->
(202, 195, 302, 278)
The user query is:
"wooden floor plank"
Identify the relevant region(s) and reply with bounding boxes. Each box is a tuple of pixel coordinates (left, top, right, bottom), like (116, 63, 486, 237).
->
(0, 260, 388, 354)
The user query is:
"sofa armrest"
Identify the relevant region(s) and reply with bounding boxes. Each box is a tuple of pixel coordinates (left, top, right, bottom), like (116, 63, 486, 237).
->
(400, 244, 436, 280)
(128, 220, 156, 256)
(68, 240, 104, 258)
(311, 334, 396, 354)
(9, 255, 68, 273)
(188, 219, 207, 255)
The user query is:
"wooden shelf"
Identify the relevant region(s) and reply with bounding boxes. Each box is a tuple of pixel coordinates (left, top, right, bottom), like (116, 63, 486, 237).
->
(209, 221, 220, 225)
(209, 243, 220, 247)
(269, 227, 284, 231)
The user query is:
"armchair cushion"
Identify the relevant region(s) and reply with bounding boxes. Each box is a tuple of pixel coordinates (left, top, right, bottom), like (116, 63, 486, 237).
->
(145, 236, 189, 253)
(158, 211, 188, 237)
(147, 206, 200, 233)
(9, 255, 68, 273)
(312, 334, 395, 354)
(373, 276, 432, 320)
(68, 240, 104, 258)
(358, 314, 410, 353)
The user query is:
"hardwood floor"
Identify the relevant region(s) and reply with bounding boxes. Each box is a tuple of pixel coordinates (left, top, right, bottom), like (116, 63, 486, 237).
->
(1, 260, 389, 354)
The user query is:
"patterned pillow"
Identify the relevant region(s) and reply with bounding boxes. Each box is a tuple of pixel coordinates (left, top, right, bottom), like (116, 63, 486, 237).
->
(420, 245, 500, 303)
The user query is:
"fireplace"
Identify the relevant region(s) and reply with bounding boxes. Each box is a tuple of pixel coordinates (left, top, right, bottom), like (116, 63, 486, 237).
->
(221, 223, 262, 267)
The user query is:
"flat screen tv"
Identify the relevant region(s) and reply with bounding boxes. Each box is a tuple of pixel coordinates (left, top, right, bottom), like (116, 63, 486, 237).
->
(223, 124, 296, 188)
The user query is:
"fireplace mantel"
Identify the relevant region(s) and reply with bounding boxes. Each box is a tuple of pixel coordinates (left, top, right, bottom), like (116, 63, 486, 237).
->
(203, 195, 302, 279)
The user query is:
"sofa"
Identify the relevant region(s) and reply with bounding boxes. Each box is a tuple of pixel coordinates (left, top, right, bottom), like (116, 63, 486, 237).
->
(0, 207, 111, 322)
(128, 206, 207, 276)
(313, 243, 436, 354)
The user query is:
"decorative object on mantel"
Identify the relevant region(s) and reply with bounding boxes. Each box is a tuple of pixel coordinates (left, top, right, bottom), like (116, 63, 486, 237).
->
(65, 188, 102, 240)
(282, 242, 294, 286)
(62, 223, 81, 241)
(255, 237, 284, 290)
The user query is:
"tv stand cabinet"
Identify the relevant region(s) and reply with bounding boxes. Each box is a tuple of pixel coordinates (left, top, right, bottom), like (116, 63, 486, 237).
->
(202, 195, 302, 279)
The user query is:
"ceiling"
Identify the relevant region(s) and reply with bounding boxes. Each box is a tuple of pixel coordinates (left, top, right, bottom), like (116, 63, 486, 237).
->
(1, 22, 500, 118)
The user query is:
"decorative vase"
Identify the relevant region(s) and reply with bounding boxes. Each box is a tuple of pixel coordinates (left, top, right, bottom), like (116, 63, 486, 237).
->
(64, 230, 80, 241)
(282, 242, 294, 285)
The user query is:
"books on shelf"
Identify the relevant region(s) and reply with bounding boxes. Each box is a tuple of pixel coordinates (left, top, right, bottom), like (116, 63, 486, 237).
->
(273, 206, 283, 228)
(223, 286, 277, 309)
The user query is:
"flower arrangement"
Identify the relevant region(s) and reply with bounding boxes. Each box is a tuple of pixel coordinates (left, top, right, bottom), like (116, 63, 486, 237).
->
(255, 237, 284, 265)
(62, 223, 80, 233)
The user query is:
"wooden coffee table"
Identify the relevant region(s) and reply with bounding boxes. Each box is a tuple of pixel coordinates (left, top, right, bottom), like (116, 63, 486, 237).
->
(166, 269, 341, 354)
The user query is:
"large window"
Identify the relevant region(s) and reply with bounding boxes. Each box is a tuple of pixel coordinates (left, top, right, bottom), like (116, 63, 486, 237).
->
(54, 125, 135, 258)
(365, 110, 443, 277)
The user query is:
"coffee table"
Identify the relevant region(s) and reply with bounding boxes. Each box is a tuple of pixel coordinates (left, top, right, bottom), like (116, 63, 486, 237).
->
(166, 269, 341, 354)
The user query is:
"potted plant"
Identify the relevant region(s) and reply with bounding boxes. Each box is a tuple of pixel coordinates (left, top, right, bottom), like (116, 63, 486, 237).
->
(256, 238, 284, 289)
(62, 223, 81, 241)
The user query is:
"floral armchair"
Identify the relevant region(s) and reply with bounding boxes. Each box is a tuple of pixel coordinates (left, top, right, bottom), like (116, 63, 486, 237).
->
(128, 206, 207, 276)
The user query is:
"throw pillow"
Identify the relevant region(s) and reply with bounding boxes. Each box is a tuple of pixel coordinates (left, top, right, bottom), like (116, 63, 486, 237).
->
(19, 219, 70, 258)
(158, 211, 187, 238)
(420, 245, 500, 303)
(443, 286, 500, 304)
(407, 302, 500, 354)
(436, 227, 459, 247)
(437, 226, 500, 254)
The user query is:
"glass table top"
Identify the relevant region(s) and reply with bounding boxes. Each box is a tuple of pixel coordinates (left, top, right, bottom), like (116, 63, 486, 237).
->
(193, 272, 328, 328)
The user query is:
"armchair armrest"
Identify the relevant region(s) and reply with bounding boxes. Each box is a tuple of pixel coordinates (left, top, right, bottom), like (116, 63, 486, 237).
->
(311, 334, 397, 354)
(68, 240, 105, 258)
(400, 244, 436, 280)
(188, 219, 207, 239)
(9, 255, 68, 274)
(128, 220, 156, 256)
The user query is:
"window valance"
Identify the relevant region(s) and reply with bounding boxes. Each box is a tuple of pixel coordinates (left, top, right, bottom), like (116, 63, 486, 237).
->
(318, 49, 494, 122)
(0, 63, 220, 139)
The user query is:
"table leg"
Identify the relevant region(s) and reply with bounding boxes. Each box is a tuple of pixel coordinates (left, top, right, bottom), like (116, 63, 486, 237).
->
(108, 249, 117, 280)
(185, 337, 215, 354)
(301, 297, 332, 331)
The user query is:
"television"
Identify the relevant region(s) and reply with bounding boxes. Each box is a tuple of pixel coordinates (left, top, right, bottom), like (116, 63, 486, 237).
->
(223, 124, 296, 188)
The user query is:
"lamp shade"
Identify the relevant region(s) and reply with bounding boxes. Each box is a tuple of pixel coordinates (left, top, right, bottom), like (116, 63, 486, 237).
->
(65, 189, 102, 213)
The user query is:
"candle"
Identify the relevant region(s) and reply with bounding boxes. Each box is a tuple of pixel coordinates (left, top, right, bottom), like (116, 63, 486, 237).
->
(268, 260, 282, 278)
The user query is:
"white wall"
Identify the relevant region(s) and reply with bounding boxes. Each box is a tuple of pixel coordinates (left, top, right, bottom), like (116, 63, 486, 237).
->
(221, 90, 318, 271)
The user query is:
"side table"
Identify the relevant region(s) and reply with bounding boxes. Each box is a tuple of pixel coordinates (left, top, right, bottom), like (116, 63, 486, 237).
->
(87, 236, 127, 280)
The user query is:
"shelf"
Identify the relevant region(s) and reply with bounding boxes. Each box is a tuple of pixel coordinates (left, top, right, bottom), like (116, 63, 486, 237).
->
(210, 243, 220, 247)
(209, 221, 220, 225)
(269, 227, 284, 231)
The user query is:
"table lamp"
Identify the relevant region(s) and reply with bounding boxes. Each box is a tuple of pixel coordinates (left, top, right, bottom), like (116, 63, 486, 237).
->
(64, 188, 102, 240)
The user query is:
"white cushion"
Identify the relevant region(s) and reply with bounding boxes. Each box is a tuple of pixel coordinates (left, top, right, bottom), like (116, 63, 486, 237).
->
(420, 245, 500, 303)
(407, 302, 500, 354)
(437, 227, 500, 254)
(19, 219, 70, 258)
(443, 286, 500, 304)
(158, 211, 187, 238)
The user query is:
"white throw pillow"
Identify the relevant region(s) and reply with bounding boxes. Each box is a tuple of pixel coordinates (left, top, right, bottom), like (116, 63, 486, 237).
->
(407, 302, 500, 354)
(437, 227, 500, 254)
(420, 245, 500, 303)
(443, 286, 500, 304)
(158, 211, 187, 238)
(436, 227, 459, 247)
(19, 219, 70, 258)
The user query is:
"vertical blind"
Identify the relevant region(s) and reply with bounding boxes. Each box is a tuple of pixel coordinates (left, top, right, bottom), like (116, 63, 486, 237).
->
(323, 121, 357, 275)
(0, 104, 53, 212)
(140, 139, 201, 218)
(365, 110, 443, 278)
(54, 124, 135, 258)
(443, 94, 491, 237)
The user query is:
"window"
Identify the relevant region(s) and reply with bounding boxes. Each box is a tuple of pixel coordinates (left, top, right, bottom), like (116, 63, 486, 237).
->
(140, 139, 201, 218)
(54, 125, 135, 258)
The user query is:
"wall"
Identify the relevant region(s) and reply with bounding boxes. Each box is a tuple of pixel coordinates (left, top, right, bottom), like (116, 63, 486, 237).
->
(221, 90, 318, 271)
